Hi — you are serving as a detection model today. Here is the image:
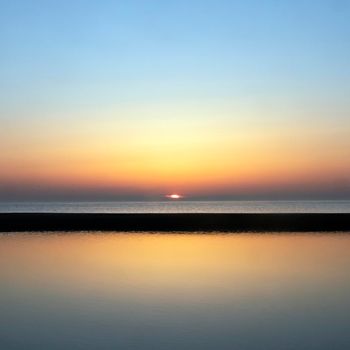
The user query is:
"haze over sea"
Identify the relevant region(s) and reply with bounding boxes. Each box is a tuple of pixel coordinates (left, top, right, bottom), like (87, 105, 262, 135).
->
(1, 200, 350, 214)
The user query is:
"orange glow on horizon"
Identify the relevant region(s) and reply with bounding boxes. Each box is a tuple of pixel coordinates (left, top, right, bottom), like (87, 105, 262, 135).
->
(1, 109, 350, 198)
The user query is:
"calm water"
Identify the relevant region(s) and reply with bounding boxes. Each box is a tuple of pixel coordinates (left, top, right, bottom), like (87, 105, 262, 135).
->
(1, 232, 350, 350)
(1, 200, 350, 213)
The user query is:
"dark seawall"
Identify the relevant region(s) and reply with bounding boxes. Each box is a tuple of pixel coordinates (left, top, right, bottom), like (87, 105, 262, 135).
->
(1, 213, 350, 232)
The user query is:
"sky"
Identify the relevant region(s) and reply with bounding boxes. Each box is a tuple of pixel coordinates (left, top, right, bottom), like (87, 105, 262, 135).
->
(0, 0, 350, 201)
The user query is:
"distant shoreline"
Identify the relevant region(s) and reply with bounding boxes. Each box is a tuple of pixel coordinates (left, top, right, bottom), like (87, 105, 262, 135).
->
(1, 213, 350, 232)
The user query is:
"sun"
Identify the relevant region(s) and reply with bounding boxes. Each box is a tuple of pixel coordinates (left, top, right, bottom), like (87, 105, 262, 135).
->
(165, 194, 183, 199)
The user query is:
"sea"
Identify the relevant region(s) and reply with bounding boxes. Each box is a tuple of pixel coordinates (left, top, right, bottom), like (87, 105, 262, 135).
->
(1, 200, 350, 213)
(1, 200, 350, 350)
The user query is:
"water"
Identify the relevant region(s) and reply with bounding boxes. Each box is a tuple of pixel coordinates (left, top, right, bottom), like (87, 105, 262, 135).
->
(1, 232, 350, 350)
(1, 200, 350, 213)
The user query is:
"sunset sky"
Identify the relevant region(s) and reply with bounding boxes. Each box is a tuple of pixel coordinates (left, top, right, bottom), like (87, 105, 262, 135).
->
(1, 0, 350, 200)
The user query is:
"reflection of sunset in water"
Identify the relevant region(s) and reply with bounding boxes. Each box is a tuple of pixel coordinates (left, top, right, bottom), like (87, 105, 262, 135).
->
(1, 233, 350, 349)
(1, 233, 350, 301)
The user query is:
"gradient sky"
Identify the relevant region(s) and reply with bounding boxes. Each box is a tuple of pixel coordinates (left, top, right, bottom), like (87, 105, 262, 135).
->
(1, 0, 350, 200)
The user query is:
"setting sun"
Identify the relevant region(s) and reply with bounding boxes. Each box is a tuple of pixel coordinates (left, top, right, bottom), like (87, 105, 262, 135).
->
(166, 194, 182, 199)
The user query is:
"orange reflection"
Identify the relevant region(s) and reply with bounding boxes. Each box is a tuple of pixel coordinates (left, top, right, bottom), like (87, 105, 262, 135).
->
(1, 233, 350, 303)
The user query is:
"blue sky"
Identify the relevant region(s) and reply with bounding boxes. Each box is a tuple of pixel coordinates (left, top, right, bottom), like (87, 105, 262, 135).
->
(1, 0, 349, 110)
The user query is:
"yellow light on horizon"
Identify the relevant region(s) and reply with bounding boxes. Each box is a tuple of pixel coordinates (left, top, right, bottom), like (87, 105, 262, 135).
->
(166, 194, 182, 199)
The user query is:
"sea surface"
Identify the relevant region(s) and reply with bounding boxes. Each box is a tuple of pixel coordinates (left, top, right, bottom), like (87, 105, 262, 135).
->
(1, 200, 350, 213)
(0, 232, 350, 350)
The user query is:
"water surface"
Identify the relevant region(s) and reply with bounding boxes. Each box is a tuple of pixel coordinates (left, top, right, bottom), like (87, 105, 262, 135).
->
(1, 232, 350, 349)
(1, 200, 350, 213)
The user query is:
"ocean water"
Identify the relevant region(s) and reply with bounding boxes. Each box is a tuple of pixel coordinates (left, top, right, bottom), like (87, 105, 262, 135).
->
(0, 232, 350, 350)
(1, 200, 350, 213)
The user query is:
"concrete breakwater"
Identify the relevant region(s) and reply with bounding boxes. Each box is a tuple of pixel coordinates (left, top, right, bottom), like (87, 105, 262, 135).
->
(1, 213, 350, 232)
